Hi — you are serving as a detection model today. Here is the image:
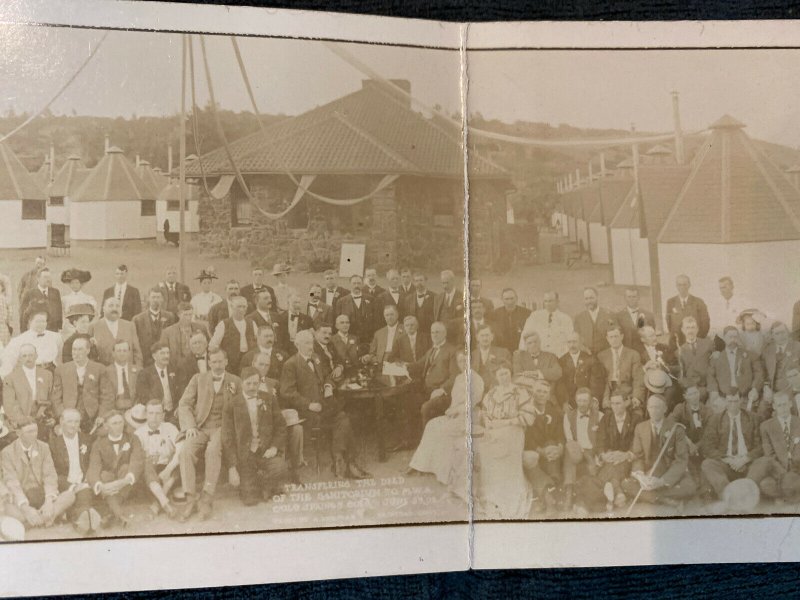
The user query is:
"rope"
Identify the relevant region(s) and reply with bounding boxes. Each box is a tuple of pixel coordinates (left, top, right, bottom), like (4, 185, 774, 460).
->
(323, 41, 707, 150)
(0, 32, 109, 143)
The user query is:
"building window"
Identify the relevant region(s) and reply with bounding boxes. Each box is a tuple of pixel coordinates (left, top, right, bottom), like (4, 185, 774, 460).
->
(48, 196, 64, 207)
(432, 195, 455, 227)
(231, 183, 251, 227)
(140, 200, 156, 216)
(21, 199, 45, 220)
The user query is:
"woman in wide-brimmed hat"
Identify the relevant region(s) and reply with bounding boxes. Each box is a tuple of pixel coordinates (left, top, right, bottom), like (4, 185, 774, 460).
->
(736, 308, 770, 356)
(62, 303, 99, 364)
(190, 267, 222, 323)
(60, 268, 97, 315)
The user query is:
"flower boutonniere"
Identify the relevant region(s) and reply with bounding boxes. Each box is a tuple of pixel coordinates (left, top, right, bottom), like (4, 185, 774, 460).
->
(349, 339, 355, 345)
(80, 444, 88, 455)
(226, 382, 236, 394)
(577, 359, 583, 366)
(88, 374, 96, 381)
(121, 442, 131, 452)
(591, 424, 599, 432)
(37, 377, 44, 383)
(672, 306, 678, 314)
(30, 449, 39, 459)
(275, 352, 284, 362)
(545, 414, 552, 425)
(169, 372, 176, 378)
(314, 356, 321, 365)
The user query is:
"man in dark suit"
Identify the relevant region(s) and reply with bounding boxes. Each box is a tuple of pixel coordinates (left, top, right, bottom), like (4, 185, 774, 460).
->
(313, 322, 344, 383)
(400, 273, 435, 339)
(748, 391, 800, 501)
(246, 289, 282, 333)
(86, 410, 144, 526)
(135, 342, 180, 422)
(399, 267, 414, 296)
(331, 314, 363, 377)
(468, 278, 494, 313)
(700, 393, 762, 498)
(17, 255, 46, 311)
(512, 330, 563, 391)
(156, 266, 192, 315)
(160, 302, 206, 370)
(573, 286, 617, 356)
(557, 331, 604, 410)
(321, 269, 349, 310)
(596, 325, 645, 409)
(177, 349, 241, 520)
(99, 340, 140, 417)
(395, 315, 431, 364)
(279, 330, 368, 479)
(376, 269, 405, 315)
(471, 323, 511, 389)
(223, 367, 288, 505)
(707, 326, 762, 411)
(51, 338, 104, 433)
(306, 284, 333, 326)
(522, 379, 564, 511)
(133, 287, 178, 367)
(433, 270, 464, 344)
(616, 287, 655, 354)
(48, 408, 99, 534)
(665, 274, 710, 347)
(468, 298, 492, 350)
(677, 316, 715, 403)
(363, 267, 385, 303)
(490, 287, 531, 353)
(761, 322, 800, 419)
(274, 295, 314, 355)
(335, 274, 377, 350)
(240, 325, 287, 380)
(621, 394, 696, 505)
(21, 268, 62, 332)
(669, 385, 713, 486)
(207, 280, 240, 334)
(408, 321, 459, 428)
(101, 264, 141, 322)
(239, 267, 277, 312)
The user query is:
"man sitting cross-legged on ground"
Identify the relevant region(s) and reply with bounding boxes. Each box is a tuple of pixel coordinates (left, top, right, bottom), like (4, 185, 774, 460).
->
(86, 410, 144, 528)
(522, 379, 564, 514)
(621, 394, 696, 509)
(748, 391, 800, 503)
(1, 417, 76, 529)
(223, 367, 289, 506)
(133, 401, 182, 519)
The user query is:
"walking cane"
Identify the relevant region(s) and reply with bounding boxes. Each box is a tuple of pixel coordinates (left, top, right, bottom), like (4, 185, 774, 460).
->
(625, 422, 686, 517)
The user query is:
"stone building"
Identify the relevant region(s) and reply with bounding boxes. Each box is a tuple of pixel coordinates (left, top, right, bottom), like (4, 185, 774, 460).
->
(187, 79, 511, 273)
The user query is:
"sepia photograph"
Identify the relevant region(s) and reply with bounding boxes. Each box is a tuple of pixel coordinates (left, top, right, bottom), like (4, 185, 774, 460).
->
(467, 47, 800, 521)
(0, 21, 478, 543)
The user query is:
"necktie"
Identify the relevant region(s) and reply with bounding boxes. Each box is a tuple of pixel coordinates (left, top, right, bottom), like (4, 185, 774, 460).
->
(26, 448, 33, 462)
(691, 409, 702, 429)
(650, 425, 660, 461)
(307, 358, 315, 373)
(548, 312, 553, 325)
(121, 368, 130, 398)
(212, 375, 223, 382)
(148, 429, 159, 436)
(731, 417, 739, 456)
(160, 369, 166, 380)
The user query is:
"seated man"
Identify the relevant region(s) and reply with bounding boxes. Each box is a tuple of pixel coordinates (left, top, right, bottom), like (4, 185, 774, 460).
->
(160, 301, 206, 370)
(677, 316, 715, 405)
(522, 379, 564, 512)
(223, 367, 289, 506)
(99, 340, 140, 417)
(133, 402, 182, 518)
(330, 314, 362, 377)
(365, 304, 406, 366)
(562, 387, 602, 511)
(557, 331, 604, 411)
(86, 410, 144, 527)
(621, 394, 696, 507)
(176, 332, 210, 394)
(471, 323, 512, 389)
(178, 349, 241, 521)
(1, 417, 75, 529)
(2, 343, 54, 437)
(279, 330, 369, 479)
(748, 392, 800, 502)
(707, 326, 761, 413)
(669, 385, 713, 487)
(409, 322, 459, 428)
(48, 408, 100, 534)
(240, 325, 286, 379)
(597, 325, 645, 412)
(250, 352, 303, 484)
(52, 337, 104, 433)
(136, 342, 180, 423)
(512, 330, 563, 392)
(700, 393, 762, 499)
(761, 321, 800, 419)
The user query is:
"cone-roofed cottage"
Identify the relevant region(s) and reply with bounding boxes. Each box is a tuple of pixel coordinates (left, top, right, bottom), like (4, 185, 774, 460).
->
(0, 143, 48, 248)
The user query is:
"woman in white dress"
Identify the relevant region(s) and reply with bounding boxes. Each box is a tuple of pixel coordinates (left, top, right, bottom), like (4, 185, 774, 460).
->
(60, 268, 97, 314)
(190, 269, 222, 324)
(474, 364, 535, 519)
(408, 350, 484, 501)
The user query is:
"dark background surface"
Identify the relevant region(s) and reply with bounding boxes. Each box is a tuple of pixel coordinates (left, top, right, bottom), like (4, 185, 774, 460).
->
(43, 0, 800, 597)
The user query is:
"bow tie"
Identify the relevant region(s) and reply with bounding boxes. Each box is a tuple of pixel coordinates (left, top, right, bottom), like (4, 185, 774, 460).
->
(352, 294, 362, 299)
(147, 429, 160, 436)
(196, 355, 206, 360)
(245, 396, 259, 403)
(416, 293, 426, 298)
(36, 333, 45, 338)
(212, 376, 224, 382)
(578, 413, 590, 419)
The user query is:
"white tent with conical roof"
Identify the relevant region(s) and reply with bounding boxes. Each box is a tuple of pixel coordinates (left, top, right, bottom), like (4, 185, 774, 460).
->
(69, 146, 158, 242)
(157, 178, 200, 234)
(0, 143, 48, 248)
(656, 114, 800, 324)
(45, 155, 89, 237)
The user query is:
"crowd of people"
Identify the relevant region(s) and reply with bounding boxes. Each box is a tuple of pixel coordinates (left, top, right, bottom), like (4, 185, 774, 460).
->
(0, 252, 797, 540)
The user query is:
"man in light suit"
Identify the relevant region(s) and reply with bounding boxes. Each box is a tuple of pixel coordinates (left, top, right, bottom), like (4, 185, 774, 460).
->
(101, 264, 141, 322)
(665, 274, 710, 348)
(408, 322, 459, 428)
(572, 286, 617, 356)
(700, 393, 762, 498)
(748, 392, 800, 501)
(760, 322, 800, 419)
(616, 287, 655, 355)
(177, 348, 241, 520)
(366, 304, 407, 365)
(596, 325, 645, 410)
(90, 297, 143, 368)
(20, 267, 62, 332)
(156, 266, 192, 315)
(132, 288, 177, 367)
(51, 338, 104, 433)
(2, 344, 54, 435)
(707, 326, 762, 412)
(99, 340, 140, 417)
(1, 418, 75, 528)
(160, 302, 206, 370)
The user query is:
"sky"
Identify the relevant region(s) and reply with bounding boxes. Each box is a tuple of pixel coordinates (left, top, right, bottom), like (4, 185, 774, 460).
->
(4, 25, 800, 148)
